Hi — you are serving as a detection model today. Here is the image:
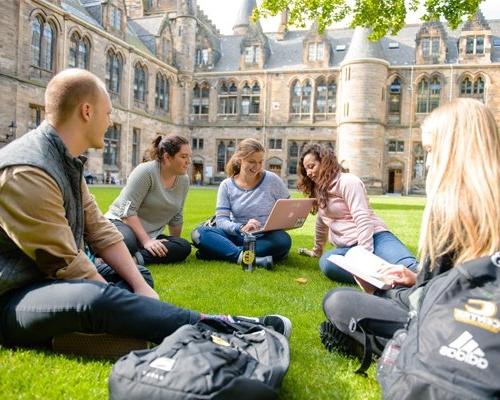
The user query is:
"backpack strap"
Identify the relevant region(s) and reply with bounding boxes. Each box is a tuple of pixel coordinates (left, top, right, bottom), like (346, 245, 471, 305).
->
(457, 252, 500, 282)
(349, 316, 407, 375)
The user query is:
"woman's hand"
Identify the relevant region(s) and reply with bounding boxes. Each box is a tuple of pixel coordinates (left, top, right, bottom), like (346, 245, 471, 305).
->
(379, 265, 417, 288)
(241, 219, 261, 233)
(298, 248, 321, 258)
(143, 238, 169, 257)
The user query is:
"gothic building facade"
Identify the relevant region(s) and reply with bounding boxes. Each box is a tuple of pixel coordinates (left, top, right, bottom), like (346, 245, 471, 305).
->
(1, 0, 499, 193)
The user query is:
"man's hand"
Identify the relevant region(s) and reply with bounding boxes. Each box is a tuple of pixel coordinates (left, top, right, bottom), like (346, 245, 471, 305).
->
(241, 219, 261, 233)
(143, 238, 168, 257)
(379, 265, 417, 288)
(134, 283, 160, 300)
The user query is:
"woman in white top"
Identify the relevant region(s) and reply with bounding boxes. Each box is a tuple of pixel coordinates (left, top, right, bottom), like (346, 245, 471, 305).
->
(106, 135, 192, 265)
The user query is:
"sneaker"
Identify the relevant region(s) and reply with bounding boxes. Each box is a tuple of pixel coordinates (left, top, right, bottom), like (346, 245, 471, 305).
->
(319, 320, 364, 359)
(255, 256, 274, 270)
(52, 332, 150, 360)
(234, 315, 292, 339)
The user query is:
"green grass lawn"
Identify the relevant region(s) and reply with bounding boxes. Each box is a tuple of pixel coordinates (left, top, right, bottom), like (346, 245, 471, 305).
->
(0, 187, 425, 400)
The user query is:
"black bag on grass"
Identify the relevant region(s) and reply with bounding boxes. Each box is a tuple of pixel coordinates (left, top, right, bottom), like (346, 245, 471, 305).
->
(377, 252, 500, 399)
(108, 318, 290, 400)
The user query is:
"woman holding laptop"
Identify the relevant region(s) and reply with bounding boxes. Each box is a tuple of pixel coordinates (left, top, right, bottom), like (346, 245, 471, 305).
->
(297, 143, 417, 283)
(191, 138, 291, 269)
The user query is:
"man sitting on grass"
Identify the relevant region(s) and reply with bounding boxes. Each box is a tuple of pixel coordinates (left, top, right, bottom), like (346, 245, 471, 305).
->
(0, 69, 290, 350)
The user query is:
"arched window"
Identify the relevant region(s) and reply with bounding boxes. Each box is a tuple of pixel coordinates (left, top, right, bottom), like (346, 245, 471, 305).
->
(31, 17, 42, 66)
(134, 64, 147, 103)
(192, 82, 210, 117)
(460, 77, 485, 102)
(315, 78, 336, 119)
(216, 140, 235, 172)
(31, 16, 56, 71)
(290, 80, 312, 119)
(288, 141, 299, 174)
(217, 142, 226, 172)
(429, 77, 441, 111)
(218, 81, 237, 115)
(417, 77, 440, 113)
(460, 77, 473, 96)
(388, 77, 401, 114)
(69, 32, 90, 69)
(241, 82, 260, 116)
(155, 73, 169, 112)
(106, 50, 122, 94)
(474, 77, 485, 100)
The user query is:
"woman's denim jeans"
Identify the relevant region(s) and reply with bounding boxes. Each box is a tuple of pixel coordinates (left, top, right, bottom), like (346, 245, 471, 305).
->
(0, 263, 200, 347)
(319, 231, 418, 284)
(192, 226, 291, 263)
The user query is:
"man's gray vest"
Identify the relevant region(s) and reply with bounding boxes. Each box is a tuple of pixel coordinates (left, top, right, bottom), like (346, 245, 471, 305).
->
(0, 121, 85, 295)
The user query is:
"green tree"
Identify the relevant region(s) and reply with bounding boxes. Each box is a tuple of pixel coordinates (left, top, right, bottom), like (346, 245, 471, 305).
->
(254, 0, 485, 40)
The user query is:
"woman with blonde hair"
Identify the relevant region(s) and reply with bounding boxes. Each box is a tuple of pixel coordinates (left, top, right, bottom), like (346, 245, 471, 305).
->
(192, 138, 291, 268)
(320, 98, 500, 357)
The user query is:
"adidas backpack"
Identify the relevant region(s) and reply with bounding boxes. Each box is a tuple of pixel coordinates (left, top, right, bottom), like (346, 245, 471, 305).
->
(108, 318, 290, 400)
(377, 252, 500, 399)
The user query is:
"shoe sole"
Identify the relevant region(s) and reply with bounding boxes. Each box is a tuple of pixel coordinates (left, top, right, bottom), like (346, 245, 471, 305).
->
(266, 314, 292, 339)
(319, 320, 364, 359)
(52, 332, 150, 360)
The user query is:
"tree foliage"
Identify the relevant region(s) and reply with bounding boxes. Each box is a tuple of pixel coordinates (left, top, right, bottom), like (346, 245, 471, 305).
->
(253, 0, 485, 40)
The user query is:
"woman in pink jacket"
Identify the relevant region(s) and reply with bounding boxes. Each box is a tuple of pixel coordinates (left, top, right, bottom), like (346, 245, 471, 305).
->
(297, 144, 417, 283)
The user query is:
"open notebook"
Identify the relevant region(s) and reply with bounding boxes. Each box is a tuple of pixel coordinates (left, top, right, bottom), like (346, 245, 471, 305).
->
(327, 246, 394, 290)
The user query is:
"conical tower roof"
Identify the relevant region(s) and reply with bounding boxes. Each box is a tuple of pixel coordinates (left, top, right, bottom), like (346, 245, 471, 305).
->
(233, 0, 257, 35)
(342, 27, 385, 63)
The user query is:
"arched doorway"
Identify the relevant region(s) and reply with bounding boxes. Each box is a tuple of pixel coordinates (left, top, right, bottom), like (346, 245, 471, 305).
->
(192, 156, 204, 185)
(388, 168, 403, 193)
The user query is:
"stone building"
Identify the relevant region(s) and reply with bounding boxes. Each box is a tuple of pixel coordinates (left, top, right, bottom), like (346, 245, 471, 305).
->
(1, 0, 499, 193)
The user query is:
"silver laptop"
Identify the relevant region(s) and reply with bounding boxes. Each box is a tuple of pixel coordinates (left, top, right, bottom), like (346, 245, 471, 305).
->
(251, 198, 316, 234)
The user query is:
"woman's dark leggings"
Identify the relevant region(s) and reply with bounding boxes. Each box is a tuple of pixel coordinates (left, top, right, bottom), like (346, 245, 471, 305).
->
(111, 220, 192, 264)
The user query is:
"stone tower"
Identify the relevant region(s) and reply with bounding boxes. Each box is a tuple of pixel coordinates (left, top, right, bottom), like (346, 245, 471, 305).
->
(172, 0, 196, 73)
(233, 0, 257, 36)
(336, 27, 388, 193)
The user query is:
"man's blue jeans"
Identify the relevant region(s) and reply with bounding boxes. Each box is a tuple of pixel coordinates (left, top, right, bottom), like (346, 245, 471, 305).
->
(193, 226, 291, 263)
(0, 263, 200, 347)
(319, 231, 418, 283)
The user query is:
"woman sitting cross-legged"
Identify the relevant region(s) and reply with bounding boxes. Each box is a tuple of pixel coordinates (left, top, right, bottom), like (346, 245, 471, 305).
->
(297, 143, 417, 283)
(320, 98, 500, 358)
(105, 135, 192, 265)
(191, 138, 292, 269)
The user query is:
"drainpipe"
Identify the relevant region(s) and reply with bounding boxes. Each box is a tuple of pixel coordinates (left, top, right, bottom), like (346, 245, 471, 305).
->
(125, 48, 133, 182)
(405, 65, 414, 196)
(449, 63, 454, 100)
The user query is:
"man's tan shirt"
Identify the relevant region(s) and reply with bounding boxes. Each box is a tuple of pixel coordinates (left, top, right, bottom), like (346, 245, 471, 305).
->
(0, 166, 123, 279)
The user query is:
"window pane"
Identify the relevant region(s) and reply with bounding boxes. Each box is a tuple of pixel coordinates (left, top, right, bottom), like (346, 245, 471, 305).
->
(31, 18, 41, 66)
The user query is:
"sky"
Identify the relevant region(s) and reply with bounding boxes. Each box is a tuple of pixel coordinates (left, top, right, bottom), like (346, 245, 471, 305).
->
(197, 0, 500, 34)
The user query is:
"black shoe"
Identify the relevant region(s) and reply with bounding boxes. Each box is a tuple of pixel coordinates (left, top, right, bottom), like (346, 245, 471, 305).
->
(319, 320, 363, 358)
(234, 314, 292, 339)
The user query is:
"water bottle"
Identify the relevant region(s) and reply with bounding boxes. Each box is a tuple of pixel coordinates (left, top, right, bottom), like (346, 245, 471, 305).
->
(242, 233, 256, 272)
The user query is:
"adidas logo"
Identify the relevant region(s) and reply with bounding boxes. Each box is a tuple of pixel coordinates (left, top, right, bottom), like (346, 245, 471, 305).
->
(439, 331, 488, 370)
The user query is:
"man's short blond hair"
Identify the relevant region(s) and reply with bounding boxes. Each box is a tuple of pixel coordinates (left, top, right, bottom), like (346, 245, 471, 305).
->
(45, 68, 107, 124)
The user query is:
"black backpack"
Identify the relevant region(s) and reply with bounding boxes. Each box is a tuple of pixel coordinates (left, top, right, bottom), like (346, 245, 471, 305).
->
(377, 252, 500, 399)
(108, 318, 290, 400)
